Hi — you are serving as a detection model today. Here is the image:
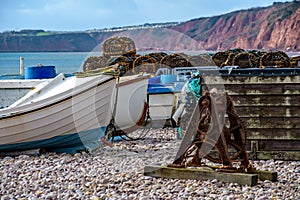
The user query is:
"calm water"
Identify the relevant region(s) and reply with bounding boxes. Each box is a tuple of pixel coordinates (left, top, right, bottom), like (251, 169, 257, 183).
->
(0, 52, 93, 75)
(1, 51, 299, 75)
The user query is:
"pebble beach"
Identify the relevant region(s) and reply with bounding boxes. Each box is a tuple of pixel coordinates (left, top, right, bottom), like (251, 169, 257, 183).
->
(0, 128, 299, 200)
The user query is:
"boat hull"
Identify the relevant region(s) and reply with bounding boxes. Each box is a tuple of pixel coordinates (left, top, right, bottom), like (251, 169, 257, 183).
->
(149, 92, 177, 121)
(115, 75, 149, 132)
(147, 83, 177, 121)
(0, 127, 106, 154)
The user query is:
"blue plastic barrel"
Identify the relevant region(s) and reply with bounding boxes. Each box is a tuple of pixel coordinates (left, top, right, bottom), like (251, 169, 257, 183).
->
(25, 66, 56, 79)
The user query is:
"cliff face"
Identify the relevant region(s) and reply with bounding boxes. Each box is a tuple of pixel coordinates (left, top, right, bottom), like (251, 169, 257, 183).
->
(0, 1, 299, 52)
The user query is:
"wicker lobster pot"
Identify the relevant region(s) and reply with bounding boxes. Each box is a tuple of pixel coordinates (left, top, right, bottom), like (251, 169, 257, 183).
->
(233, 52, 259, 68)
(102, 36, 136, 57)
(82, 56, 110, 71)
(260, 51, 291, 68)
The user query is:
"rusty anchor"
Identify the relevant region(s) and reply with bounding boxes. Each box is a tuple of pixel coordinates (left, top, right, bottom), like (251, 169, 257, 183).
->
(169, 88, 254, 173)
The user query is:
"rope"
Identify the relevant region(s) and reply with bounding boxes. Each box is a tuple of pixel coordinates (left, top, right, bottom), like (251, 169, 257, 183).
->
(75, 67, 120, 78)
(118, 93, 152, 141)
(104, 72, 121, 142)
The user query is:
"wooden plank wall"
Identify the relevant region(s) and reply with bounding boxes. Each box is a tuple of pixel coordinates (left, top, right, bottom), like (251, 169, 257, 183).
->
(202, 75, 300, 160)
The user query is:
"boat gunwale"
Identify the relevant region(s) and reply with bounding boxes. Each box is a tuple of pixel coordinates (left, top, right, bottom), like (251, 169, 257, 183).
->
(0, 76, 115, 119)
(118, 74, 150, 87)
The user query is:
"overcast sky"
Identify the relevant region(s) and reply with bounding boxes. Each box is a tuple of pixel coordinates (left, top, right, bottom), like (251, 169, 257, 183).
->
(0, 0, 293, 32)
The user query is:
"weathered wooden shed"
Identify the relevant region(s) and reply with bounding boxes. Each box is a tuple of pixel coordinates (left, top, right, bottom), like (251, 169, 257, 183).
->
(200, 68, 300, 160)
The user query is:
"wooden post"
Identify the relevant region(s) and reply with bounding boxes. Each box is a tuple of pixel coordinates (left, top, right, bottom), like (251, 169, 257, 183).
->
(20, 57, 24, 75)
(144, 165, 259, 186)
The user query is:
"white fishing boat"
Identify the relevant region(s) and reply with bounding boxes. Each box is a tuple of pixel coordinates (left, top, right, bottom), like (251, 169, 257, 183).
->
(0, 73, 116, 153)
(115, 74, 150, 133)
(148, 83, 178, 122)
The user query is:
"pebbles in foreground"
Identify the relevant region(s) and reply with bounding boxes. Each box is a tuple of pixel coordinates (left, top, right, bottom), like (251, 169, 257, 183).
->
(0, 129, 299, 200)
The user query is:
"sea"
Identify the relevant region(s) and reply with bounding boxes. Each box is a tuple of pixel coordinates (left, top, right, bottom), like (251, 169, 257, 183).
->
(0, 52, 94, 75)
(1, 51, 299, 76)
